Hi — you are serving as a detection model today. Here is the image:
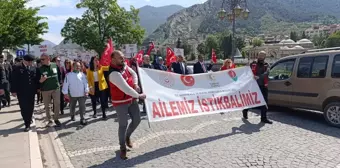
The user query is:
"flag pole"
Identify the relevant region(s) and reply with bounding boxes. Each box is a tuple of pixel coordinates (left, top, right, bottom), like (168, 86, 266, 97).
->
(135, 55, 151, 129)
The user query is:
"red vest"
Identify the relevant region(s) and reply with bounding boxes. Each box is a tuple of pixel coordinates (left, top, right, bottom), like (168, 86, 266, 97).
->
(109, 64, 136, 106)
(251, 62, 269, 87)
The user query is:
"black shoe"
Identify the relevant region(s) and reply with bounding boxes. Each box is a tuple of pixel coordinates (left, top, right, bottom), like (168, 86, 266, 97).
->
(60, 111, 64, 115)
(80, 120, 87, 126)
(93, 114, 97, 118)
(102, 113, 107, 120)
(242, 110, 248, 119)
(24, 127, 30, 132)
(120, 149, 128, 160)
(261, 118, 273, 124)
(71, 116, 75, 121)
(54, 120, 62, 127)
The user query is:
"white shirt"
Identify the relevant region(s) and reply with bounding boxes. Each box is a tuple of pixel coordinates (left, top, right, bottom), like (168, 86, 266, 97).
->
(62, 72, 89, 97)
(93, 71, 99, 82)
(109, 66, 139, 98)
(181, 62, 185, 74)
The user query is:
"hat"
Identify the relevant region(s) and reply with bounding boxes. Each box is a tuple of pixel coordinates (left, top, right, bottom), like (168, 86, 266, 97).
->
(23, 55, 35, 61)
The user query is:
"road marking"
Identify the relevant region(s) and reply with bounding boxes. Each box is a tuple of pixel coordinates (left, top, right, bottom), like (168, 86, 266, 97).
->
(67, 120, 221, 157)
(65, 114, 272, 157)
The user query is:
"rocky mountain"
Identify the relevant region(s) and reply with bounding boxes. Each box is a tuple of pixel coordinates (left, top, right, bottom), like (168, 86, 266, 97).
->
(146, 0, 340, 45)
(138, 5, 184, 36)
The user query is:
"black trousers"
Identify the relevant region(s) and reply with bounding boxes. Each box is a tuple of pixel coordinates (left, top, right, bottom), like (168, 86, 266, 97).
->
(90, 82, 107, 115)
(2, 83, 10, 106)
(18, 93, 35, 128)
(243, 86, 268, 119)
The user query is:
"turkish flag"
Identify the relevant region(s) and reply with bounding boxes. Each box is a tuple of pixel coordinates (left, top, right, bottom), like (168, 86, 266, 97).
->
(100, 38, 114, 66)
(124, 59, 131, 67)
(134, 50, 144, 66)
(211, 48, 217, 63)
(146, 42, 155, 55)
(166, 47, 177, 66)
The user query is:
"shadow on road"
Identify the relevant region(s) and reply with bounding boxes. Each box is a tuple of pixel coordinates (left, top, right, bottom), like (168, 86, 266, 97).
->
(88, 120, 265, 168)
(268, 108, 340, 138)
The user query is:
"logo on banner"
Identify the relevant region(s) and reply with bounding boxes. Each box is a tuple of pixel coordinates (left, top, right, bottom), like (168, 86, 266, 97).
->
(180, 75, 195, 87)
(228, 70, 238, 81)
(208, 73, 216, 81)
(159, 73, 175, 88)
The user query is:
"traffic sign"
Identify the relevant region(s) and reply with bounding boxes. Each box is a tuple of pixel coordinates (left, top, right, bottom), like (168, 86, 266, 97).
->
(16, 50, 25, 57)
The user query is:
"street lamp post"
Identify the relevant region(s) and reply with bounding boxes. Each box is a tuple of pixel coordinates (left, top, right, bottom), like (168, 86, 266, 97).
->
(218, 0, 250, 61)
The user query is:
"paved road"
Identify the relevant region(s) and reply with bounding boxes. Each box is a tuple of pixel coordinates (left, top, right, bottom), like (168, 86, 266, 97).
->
(52, 99, 340, 168)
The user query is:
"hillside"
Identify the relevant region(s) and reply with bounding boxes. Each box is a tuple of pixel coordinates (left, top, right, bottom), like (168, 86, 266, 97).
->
(146, 0, 340, 45)
(138, 5, 184, 36)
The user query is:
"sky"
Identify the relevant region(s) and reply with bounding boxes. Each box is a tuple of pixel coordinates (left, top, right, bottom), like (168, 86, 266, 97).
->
(26, 0, 207, 45)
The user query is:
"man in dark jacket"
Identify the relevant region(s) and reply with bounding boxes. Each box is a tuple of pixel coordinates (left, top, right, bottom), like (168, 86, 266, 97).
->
(242, 51, 272, 124)
(11, 55, 40, 131)
(171, 55, 189, 75)
(193, 55, 213, 74)
(0, 55, 12, 107)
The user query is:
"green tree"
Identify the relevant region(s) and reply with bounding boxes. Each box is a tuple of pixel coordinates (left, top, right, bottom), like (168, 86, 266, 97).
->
(290, 31, 298, 42)
(235, 37, 245, 50)
(204, 35, 220, 59)
(182, 41, 192, 56)
(312, 34, 327, 48)
(325, 31, 340, 48)
(301, 31, 307, 39)
(196, 43, 206, 55)
(251, 37, 264, 47)
(61, 0, 145, 55)
(221, 35, 232, 59)
(0, 0, 48, 54)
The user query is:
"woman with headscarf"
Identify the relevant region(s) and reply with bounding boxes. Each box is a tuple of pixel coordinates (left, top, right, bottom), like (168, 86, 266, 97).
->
(153, 57, 167, 71)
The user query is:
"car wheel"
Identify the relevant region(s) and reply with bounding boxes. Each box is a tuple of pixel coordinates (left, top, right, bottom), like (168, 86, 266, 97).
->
(323, 102, 340, 128)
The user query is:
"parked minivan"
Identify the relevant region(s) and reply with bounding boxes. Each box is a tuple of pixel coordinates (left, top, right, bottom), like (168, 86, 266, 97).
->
(267, 50, 340, 128)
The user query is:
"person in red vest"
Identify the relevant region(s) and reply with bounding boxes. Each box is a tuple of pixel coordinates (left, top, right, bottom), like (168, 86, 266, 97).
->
(242, 51, 272, 124)
(108, 50, 146, 160)
(220, 59, 235, 71)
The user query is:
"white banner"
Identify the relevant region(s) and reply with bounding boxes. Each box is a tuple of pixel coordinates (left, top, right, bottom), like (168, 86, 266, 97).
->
(138, 67, 267, 122)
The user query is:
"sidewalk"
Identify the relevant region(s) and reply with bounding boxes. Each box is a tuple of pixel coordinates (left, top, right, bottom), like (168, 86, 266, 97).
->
(0, 98, 43, 168)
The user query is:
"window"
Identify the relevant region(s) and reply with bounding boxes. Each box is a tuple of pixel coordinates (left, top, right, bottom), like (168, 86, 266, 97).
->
(269, 59, 295, 80)
(297, 56, 329, 78)
(332, 55, 340, 78)
(297, 57, 313, 78)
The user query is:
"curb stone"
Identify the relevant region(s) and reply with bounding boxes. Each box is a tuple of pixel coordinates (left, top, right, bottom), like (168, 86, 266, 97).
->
(35, 105, 75, 168)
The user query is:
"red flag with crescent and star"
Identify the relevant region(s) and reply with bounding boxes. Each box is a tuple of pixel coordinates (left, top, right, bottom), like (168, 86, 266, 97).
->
(166, 47, 177, 66)
(134, 50, 144, 66)
(146, 42, 155, 55)
(100, 38, 114, 66)
(211, 48, 217, 63)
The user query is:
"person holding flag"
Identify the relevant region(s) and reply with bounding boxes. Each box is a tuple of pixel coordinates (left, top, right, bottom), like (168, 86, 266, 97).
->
(165, 47, 177, 72)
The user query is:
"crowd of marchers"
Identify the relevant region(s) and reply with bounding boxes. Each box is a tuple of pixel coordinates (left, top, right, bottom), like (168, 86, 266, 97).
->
(0, 50, 271, 160)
